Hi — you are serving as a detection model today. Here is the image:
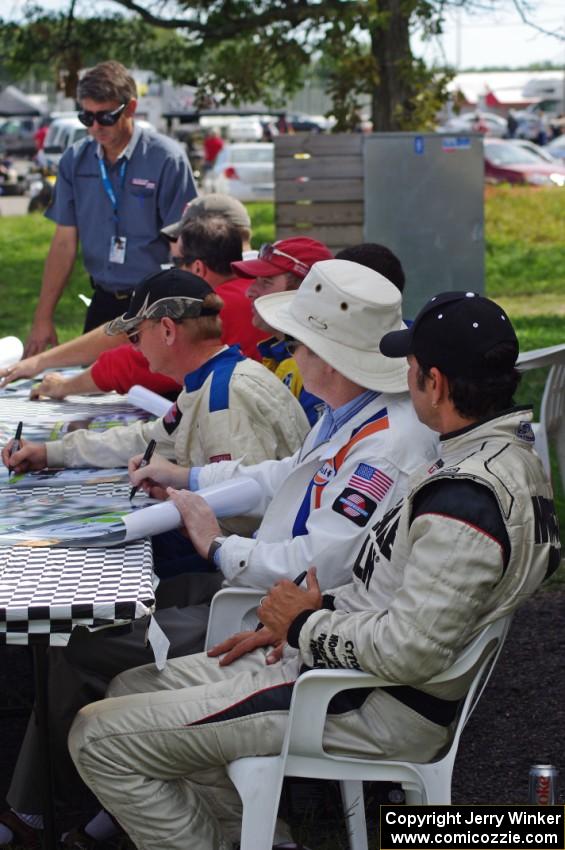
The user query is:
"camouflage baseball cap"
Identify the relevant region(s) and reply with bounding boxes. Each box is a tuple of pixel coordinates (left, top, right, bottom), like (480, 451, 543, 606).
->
(161, 193, 251, 240)
(106, 268, 220, 336)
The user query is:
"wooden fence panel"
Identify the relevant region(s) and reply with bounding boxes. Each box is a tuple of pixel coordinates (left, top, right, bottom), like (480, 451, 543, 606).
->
(276, 202, 364, 227)
(276, 179, 364, 203)
(274, 133, 365, 249)
(275, 157, 364, 180)
(275, 134, 364, 156)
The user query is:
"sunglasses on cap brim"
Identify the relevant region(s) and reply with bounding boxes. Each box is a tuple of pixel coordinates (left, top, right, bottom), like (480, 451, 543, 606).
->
(258, 244, 310, 278)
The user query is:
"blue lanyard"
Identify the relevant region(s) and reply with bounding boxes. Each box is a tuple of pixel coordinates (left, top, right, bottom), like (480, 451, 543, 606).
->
(98, 157, 128, 231)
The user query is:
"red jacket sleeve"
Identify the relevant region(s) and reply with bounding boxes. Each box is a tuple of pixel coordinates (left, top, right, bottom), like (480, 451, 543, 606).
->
(91, 345, 181, 395)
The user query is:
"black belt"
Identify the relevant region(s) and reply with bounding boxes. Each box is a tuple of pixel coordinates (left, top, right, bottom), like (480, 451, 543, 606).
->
(90, 279, 133, 300)
(383, 685, 461, 727)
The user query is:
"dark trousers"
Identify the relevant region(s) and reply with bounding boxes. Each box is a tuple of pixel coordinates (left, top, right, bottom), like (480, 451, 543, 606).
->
(152, 529, 214, 579)
(83, 281, 133, 332)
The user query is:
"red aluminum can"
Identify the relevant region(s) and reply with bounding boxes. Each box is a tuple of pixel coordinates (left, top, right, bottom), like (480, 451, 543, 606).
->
(528, 764, 559, 805)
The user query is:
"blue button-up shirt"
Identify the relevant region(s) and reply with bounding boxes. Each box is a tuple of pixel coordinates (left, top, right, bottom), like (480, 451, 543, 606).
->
(46, 123, 197, 292)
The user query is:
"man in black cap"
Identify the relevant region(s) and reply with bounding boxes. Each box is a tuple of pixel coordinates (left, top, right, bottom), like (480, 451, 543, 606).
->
(66, 292, 559, 850)
(3, 267, 307, 481)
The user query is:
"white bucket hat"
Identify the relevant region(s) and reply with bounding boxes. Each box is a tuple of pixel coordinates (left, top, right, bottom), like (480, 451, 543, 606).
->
(255, 259, 408, 393)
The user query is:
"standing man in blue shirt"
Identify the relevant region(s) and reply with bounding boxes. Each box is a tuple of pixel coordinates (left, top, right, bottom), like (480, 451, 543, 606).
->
(24, 60, 197, 356)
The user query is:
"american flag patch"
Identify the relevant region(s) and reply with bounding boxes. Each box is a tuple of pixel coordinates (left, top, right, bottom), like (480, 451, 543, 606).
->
(348, 463, 393, 502)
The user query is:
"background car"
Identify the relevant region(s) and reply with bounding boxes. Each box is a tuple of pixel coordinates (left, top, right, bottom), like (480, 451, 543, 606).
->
(484, 139, 565, 186)
(202, 142, 274, 201)
(42, 115, 154, 171)
(546, 135, 565, 161)
(511, 139, 558, 164)
(42, 116, 88, 170)
(0, 117, 42, 157)
(438, 111, 507, 137)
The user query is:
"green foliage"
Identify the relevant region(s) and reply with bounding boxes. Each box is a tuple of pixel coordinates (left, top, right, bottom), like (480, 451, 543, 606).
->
(246, 202, 275, 249)
(0, 10, 199, 95)
(0, 0, 457, 131)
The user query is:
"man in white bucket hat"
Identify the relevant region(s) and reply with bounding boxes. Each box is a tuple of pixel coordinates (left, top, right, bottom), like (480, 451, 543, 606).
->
(67, 260, 438, 850)
(128, 258, 438, 593)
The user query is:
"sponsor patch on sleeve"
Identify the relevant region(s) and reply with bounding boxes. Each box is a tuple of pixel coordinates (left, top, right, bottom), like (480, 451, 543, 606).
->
(332, 487, 377, 526)
(209, 453, 232, 463)
(162, 403, 183, 435)
(348, 463, 394, 502)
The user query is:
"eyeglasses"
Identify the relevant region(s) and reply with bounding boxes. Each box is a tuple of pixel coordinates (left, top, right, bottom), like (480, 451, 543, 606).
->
(126, 325, 145, 346)
(259, 243, 310, 278)
(284, 336, 303, 357)
(77, 103, 127, 128)
(171, 255, 197, 268)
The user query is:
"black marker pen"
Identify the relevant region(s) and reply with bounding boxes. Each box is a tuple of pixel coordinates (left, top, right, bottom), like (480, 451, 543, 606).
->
(129, 438, 157, 501)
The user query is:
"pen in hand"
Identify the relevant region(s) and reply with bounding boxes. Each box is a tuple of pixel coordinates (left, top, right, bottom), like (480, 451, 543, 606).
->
(255, 570, 308, 632)
(8, 421, 23, 478)
(129, 439, 157, 502)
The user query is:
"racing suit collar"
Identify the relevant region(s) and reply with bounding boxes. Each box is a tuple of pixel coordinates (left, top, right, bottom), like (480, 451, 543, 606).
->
(184, 345, 245, 393)
(440, 406, 534, 459)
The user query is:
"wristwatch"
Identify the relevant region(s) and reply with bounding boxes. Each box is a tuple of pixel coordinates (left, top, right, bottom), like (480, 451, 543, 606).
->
(207, 536, 226, 564)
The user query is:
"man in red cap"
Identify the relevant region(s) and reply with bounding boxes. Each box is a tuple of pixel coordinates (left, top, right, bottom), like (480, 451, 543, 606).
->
(235, 238, 333, 424)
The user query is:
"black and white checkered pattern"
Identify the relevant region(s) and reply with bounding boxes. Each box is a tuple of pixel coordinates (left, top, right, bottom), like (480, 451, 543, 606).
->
(0, 540, 155, 646)
(0, 390, 157, 645)
(0, 392, 146, 427)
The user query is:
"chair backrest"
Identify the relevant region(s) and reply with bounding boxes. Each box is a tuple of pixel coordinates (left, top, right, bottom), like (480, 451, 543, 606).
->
(282, 614, 513, 766)
(432, 614, 512, 764)
(205, 587, 262, 650)
(540, 364, 565, 440)
(538, 364, 565, 491)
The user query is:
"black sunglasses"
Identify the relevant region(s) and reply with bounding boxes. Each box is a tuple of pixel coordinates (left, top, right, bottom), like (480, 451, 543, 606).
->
(284, 336, 303, 357)
(77, 103, 127, 128)
(172, 254, 197, 268)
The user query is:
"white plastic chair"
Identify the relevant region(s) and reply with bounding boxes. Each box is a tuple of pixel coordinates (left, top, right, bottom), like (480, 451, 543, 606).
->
(529, 364, 565, 490)
(516, 346, 565, 489)
(205, 586, 263, 650)
(219, 613, 512, 850)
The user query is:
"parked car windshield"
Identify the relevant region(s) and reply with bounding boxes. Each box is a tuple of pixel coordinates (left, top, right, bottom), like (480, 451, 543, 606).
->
(485, 142, 542, 166)
(230, 147, 273, 163)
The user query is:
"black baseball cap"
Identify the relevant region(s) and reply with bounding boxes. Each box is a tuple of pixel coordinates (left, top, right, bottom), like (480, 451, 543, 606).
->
(379, 291, 519, 378)
(106, 268, 219, 336)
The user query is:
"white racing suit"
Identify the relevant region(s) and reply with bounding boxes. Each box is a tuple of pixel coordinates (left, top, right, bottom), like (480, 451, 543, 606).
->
(197, 391, 438, 590)
(68, 408, 560, 850)
(44, 346, 310, 537)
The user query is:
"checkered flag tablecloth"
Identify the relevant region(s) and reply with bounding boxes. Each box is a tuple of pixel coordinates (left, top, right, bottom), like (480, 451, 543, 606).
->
(0, 539, 155, 646)
(0, 389, 157, 646)
(0, 391, 139, 421)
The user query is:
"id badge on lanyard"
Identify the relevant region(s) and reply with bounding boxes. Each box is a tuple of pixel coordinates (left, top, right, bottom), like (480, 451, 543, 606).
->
(99, 157, 128, 264)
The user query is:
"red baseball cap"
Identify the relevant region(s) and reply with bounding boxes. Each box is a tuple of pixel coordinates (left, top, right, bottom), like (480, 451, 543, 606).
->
(231, 237, 333, 280)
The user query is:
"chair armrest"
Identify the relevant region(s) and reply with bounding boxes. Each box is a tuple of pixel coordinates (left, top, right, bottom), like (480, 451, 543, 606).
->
(284, 615, 511, 760)
(285, 668, 392, 759)
(205, 587, 264, 650)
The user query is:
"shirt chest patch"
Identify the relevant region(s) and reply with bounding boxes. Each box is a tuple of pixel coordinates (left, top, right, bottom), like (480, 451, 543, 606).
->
(130, 178, 156, 189)
(313, 460, 335, 487)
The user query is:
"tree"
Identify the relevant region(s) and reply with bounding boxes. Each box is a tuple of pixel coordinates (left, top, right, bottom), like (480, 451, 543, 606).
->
(0, 5, 199, 98)
(106, 0, 454, 131)
(2, 0, 561, 131)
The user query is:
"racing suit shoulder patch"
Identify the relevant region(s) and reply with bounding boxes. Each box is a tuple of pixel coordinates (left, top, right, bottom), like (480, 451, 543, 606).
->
(162, 402, 182, 435)
(332, 487, 377, 527)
